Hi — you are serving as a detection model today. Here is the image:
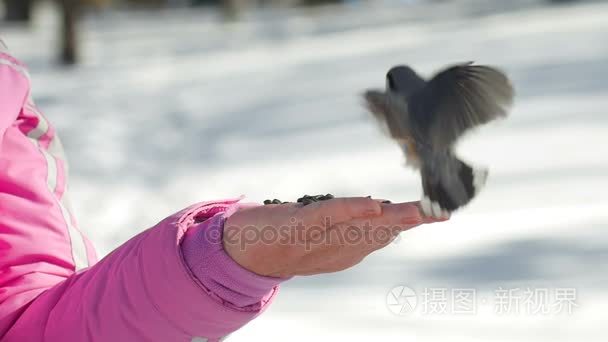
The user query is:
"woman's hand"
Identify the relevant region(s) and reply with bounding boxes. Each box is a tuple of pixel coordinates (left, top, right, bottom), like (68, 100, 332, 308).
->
(223, 197, 446, 278)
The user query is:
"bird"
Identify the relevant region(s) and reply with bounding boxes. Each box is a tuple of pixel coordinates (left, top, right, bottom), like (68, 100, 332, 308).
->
(363, 62, 514, 218)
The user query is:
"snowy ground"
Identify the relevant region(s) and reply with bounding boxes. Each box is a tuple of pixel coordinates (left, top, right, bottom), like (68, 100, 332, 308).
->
(2, 0, 607, 340)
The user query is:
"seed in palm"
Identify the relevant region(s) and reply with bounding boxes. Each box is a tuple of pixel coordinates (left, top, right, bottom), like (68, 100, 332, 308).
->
(264, 199, 287, 205)
(265, 194, 336, 206)
(302, 198, 315, 206)
(296, 193, 335, 206)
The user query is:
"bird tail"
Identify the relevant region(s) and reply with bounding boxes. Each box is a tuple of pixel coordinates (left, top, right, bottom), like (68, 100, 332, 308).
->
(420, 156, 488, 218)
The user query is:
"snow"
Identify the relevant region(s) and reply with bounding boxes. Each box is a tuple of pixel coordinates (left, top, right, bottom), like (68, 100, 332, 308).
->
(2, 0, 607, 340)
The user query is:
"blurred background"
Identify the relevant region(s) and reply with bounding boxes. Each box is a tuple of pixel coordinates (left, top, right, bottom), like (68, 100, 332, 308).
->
(1, 0, 606, 340)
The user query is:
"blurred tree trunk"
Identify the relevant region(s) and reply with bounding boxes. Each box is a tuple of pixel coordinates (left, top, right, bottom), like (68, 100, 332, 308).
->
(220, 0, 246, 20)
(3, 0, 33, 22)
(58, 0, 80, 65)
(300, 0, 342, 5)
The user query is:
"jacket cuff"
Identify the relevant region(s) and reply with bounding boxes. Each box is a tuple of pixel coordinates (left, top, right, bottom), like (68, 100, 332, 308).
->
(181, 201, 286, 310)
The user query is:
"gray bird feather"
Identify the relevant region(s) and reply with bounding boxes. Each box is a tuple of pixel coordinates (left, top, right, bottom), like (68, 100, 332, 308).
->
(364, 90, 411, 140)
(413, 62, 514, 149)
(363, 62, 514, 217)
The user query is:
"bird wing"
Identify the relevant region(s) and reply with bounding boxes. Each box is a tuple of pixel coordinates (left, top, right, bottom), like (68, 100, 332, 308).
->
(409, 62, 514, 149)
(363, 90, 412, 140)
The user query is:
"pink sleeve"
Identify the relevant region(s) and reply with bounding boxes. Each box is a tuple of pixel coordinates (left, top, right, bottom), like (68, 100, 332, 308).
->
(181, 202, 285, 309)
(3, 200, 279, 342)
(0, 51, 29, 136)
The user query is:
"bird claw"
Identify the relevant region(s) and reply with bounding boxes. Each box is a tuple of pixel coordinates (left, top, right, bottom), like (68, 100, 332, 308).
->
(420, 196, 450, 219)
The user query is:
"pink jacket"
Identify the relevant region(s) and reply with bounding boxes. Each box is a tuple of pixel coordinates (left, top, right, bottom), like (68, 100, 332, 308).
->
(0, 45, 280, 341)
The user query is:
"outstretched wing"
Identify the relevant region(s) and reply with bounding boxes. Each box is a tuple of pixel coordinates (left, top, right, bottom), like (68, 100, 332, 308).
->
(363, 90, 412, 140)
(410, 63, 514, 149)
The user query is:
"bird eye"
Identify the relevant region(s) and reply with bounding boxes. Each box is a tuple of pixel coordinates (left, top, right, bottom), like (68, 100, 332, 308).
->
(387, 73, 396, 90)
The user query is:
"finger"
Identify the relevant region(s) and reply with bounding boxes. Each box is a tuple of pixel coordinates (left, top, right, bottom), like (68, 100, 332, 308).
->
(299, 197, 382, 227)
(423, 215, 450, 223)
(320, 202, 420, 251)
(365, 195, 392, 204)
(361, 201, 424, 228)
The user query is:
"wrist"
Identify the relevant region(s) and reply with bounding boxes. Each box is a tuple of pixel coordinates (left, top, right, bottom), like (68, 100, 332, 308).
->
(181, 201, 287, 309)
